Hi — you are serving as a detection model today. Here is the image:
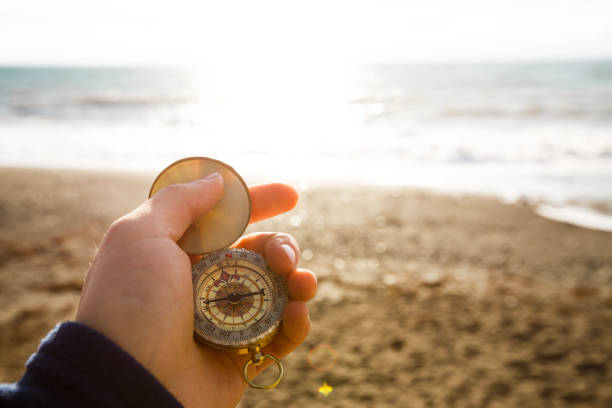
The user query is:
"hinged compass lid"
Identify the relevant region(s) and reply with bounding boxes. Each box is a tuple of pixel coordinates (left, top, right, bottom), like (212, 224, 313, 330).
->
(149, 157, 251, 254)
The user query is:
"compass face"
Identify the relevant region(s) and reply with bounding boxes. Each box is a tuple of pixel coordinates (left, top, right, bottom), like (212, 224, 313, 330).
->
(192, 248, 288, 349)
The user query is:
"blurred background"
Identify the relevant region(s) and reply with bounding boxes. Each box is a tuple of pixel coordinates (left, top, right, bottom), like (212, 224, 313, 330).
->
(1, 1, 612, 407)
(1, 0, 612, 228)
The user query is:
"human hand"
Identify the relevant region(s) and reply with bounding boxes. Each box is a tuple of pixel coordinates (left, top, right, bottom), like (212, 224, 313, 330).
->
(76, 173, 317, 407)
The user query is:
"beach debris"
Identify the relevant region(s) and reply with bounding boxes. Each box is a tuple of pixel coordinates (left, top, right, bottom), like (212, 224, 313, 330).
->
(333, 258, 345, 270)
(318, 381, 333, 397)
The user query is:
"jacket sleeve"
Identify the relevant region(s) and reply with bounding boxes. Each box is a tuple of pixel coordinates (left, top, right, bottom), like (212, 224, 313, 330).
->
(0, 321, 183, 408)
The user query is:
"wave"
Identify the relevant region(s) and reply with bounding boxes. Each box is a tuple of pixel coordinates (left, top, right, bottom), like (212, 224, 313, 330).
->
(536, 204, 612, 232)
(8, 93, 194, 108)
(438, 107, 612, 119)
(352, 97, 612, 120)
(74, 94, 194, 107)
(2, 93, 196, 120)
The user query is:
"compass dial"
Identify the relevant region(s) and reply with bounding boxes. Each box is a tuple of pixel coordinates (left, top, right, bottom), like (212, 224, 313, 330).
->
(193, 248, 288, 349)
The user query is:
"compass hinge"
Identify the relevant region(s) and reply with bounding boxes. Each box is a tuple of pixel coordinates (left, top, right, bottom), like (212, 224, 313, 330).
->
(249, 345, 265, 366)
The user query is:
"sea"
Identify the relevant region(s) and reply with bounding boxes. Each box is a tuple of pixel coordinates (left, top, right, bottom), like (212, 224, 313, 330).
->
(1, 61, 612, 231)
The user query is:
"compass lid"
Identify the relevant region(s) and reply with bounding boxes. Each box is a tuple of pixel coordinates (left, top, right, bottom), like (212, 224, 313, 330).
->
(149, 157, 251, 254)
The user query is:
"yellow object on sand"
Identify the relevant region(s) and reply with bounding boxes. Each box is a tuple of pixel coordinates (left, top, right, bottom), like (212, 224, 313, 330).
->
(318, 381, 333, 397)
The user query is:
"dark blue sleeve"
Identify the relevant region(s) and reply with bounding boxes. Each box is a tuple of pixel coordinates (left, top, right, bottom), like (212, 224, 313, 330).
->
(0, 322, 183, 408)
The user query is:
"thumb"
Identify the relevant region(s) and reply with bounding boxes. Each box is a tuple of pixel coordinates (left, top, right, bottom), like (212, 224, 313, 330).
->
(130, 172, 224, 241)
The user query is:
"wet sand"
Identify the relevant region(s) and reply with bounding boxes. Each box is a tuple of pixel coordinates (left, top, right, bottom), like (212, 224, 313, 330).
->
(1, 167, 611, 407)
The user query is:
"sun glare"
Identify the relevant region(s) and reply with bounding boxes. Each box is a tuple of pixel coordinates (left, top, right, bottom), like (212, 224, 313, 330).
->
(2, 0, 611, 66)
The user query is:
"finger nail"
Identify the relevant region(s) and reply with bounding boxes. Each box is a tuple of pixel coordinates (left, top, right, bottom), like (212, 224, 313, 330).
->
(280, 244, 296, 266)
(198, 172, 222, 183)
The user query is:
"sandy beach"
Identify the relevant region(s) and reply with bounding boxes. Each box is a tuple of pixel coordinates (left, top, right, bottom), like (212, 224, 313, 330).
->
(1, 167, 611, 407)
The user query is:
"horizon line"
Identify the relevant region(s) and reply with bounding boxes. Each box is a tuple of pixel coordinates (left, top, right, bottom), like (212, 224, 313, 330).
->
(1, 56, 611, 69)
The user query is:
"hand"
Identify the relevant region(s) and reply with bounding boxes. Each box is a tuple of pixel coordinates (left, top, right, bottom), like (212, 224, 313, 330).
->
(76, 173, 317, 408)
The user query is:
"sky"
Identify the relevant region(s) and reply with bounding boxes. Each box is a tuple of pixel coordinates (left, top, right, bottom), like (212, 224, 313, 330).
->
(1, 0, 611, 66)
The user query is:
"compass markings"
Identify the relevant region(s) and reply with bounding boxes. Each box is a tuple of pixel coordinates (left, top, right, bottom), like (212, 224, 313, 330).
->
(194, 254, 280, 341)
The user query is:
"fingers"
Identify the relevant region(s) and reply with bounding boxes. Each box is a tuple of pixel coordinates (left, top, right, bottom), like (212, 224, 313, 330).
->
(288, 269, 317, 302)
(227, 231, 315, 380)
(257, 302, 310, 373)
(278, 302, 310, 352)
(249, 183, 298, 224)
(265, 236, 299, 277)
(188, 254, 202, 265)
(232, 232, 316, 302)
(232, 232, 299, 277)
(123, 173, 224, 242)
(117, 180, 294, 245)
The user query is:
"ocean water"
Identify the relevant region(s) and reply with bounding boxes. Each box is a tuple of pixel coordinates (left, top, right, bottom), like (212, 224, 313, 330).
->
(1, 62, 612, 230)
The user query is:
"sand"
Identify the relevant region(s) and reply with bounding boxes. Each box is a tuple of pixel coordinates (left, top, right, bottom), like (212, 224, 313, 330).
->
(1, 167, 611, 407)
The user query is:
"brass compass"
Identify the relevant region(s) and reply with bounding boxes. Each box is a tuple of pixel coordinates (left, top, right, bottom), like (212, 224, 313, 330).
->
(149, 157, 288, 389)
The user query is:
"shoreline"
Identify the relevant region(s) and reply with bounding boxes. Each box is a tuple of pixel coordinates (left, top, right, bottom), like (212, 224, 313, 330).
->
(1, 167, 611, 406)
(2, 164, 612, 234)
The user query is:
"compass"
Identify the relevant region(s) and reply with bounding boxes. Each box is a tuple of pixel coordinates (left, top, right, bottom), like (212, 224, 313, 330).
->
(149, 157, 288, 389)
